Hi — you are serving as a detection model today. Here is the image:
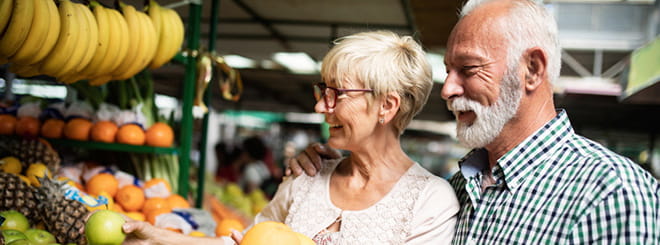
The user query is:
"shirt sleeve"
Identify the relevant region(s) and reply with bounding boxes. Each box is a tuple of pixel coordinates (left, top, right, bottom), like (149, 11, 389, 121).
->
(251, 175, 296, 224)
(406, 177, 460, 245)
(569, 182, 660, 244)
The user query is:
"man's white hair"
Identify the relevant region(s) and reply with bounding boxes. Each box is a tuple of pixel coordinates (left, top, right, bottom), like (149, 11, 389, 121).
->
(460, 0, 561, 84)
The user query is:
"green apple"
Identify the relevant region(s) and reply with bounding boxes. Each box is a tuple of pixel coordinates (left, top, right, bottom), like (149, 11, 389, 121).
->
(0, 210, 30, 232)
(7, 238, 34, 245)
(3, 229, 27, 244)
(24, 229, 56, 245)
(85, 210, 126, 245)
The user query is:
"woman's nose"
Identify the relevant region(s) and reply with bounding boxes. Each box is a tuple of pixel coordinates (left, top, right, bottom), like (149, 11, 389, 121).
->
(314, 99, 329, 113)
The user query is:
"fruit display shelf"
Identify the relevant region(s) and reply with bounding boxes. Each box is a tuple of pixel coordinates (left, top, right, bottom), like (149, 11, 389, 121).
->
(47, 138, 178, 154)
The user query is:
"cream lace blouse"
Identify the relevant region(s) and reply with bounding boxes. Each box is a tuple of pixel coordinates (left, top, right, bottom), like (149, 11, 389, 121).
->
(249, 159, 459, 244)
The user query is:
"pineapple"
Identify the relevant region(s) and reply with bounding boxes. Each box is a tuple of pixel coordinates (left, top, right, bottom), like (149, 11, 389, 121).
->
(0, 172, 41, 224)
(34, 177, 89, 245)
(0, 136, 61, 173)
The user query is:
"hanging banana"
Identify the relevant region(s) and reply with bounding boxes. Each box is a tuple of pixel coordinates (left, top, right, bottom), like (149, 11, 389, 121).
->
(194, 52, 213, 113)
(215, 56, 243, 102)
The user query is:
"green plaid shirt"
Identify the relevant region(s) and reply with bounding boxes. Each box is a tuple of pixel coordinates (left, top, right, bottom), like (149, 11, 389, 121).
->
(450, 110, 660, 244)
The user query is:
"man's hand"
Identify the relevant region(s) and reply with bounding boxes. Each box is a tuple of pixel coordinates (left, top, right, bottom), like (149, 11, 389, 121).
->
(286, 143, 341, 176)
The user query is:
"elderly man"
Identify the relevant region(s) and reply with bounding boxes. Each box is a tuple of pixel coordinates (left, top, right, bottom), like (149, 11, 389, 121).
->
(289, 0, 660, 243)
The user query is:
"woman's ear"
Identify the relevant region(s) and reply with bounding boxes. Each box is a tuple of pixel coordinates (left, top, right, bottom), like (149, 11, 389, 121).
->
(523, 47, 548, 92)
(379, 92, 401, 123)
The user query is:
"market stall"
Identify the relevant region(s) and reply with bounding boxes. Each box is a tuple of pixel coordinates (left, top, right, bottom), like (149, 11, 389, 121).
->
(0, 0, 254, 243)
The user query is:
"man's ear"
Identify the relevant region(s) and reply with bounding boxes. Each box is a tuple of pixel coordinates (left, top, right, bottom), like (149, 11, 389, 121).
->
(524, 47, 548, 92)
(380, 92, 401, 123)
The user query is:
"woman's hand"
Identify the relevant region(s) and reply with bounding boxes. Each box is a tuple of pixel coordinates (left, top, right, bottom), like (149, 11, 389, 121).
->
(123, 220, 232, 245)
(286, 143, 342, 177)
(230, 229, 243, 243)
(122, 220, 169, 245)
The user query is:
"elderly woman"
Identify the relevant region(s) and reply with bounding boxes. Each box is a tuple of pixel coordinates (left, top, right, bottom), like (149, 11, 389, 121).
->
(118, 30, 458, 244)
(251, 30, 459, 244)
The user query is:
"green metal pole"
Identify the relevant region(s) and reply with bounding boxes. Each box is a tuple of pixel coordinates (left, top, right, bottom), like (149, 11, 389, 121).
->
(179, 0, 202, 197)
(195, 0, 221, 208)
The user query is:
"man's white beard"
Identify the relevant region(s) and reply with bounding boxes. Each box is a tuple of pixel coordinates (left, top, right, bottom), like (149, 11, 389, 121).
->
(448, 67, 522, 148)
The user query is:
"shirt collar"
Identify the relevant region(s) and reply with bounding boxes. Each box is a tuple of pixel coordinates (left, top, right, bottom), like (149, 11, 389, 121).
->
(458, 109, 574, 190)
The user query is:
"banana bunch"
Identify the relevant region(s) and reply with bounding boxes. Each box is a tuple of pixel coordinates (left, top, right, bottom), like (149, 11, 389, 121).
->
(0, 0, 185, 85)
(84, 1, 131, 86)
(148, 0, 185, 70)
(0, 0, 60, 71)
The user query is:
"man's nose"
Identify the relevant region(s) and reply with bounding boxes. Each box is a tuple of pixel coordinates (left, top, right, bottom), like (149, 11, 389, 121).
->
(441, 71, 464, 101)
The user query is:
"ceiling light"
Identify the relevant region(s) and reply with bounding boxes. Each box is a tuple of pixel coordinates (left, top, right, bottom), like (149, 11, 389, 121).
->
(426, 52, 447, 83)
(272, 52, 319, 74)
(6, 79, 67, 99)
(223, 55, 257, 69)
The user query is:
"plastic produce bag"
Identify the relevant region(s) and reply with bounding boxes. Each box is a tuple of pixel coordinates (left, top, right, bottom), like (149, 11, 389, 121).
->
(17, 101, 42, 118)
(95, 103, 121, 122)
(115, 170, 143, 189)
(113, 104, 147, 128)
(64, 101, 94, 120)
(40, 101, 66, 119)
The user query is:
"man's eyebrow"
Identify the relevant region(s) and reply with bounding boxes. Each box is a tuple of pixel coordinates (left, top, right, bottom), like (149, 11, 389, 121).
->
(445, 55, 486, 67)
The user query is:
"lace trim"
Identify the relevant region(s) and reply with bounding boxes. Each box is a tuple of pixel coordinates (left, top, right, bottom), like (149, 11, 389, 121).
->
(285, 160, 432, 244)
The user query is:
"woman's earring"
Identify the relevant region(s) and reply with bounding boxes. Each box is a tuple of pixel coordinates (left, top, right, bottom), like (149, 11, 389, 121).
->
(379, 118, 384, 124)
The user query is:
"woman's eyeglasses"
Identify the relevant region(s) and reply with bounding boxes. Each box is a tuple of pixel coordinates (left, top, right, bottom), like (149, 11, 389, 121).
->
(313, 82, 373, 109)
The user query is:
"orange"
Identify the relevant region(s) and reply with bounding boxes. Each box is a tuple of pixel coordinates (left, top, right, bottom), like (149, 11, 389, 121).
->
(142, 197, 169, 215)
(116, 124, 145, 145)
(166, 194, 190, 209)
(145, 122, 174, 147)
(86, 173, 119, 197)
(125, 211, 145, 221)
(241, 221, 299, 245)
(0, 114, 17, 135)
(215, 218, 245, 237)
(90, 120, 118, 143)
(15, 116, 40, 137)
(294, 232, 315, 245)
(116, 185, 145, 212)
(64, 118, 93, 141)
(146, 207, 172, 225)
(111, 202, 125, 213)
(40, 118, 65, 138)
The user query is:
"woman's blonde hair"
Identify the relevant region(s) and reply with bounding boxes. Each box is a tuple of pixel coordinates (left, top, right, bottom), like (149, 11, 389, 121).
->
(321, 30, 433, 135)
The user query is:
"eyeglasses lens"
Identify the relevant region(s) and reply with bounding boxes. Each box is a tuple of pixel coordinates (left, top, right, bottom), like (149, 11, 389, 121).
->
(313, 84, 323, 101)
(313, 83, 336, 108)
